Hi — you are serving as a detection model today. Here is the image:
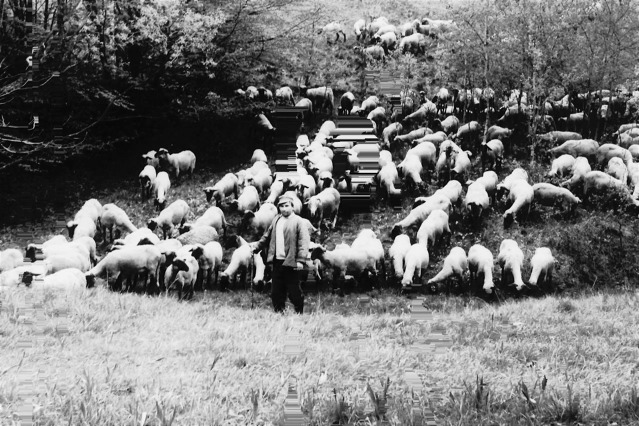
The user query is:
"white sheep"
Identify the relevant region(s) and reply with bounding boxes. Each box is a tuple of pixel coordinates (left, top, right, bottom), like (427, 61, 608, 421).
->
(306, 156, 333, 181)
(596, 143, 632, 168)
(68, 216, 97, 241)
(318, 120, 336, 136)
(433, 180, 463, 207)
(307, 188, 340, 234)
(231, 185, 261, 212)
(22, 268, 87, 291)
(32, 236, 96, 267)
(391, 193, 452, 236)
(480, 139, 504, 171)
(628, 163, 639, 200)
(401, 244, 429, 287)
(143, 150, 160, 169)
(473, 171, 499, 205)
(468, 244, 495, 294)
(389, 234, 412, 281)
(148, 199, 190, 240)
(376, 162, 401, 197)
(165, 252, 199, 300)
(251, 149, 268, 164)
(100, 203, 138, 242)
(189, 242, 224, 289)
(378, 150, 393, 168)
(548, 154, 576, 178)
(0, 248, 24, 273)
(560, 156, 592, 188)
(245, 168, 273, 195)
(296, 135, 310, 150)
(351, 229, 386, 279)
(219, 236, 255, 290)
(203, 173, 239, 205)
(139, 165, 157, 199)
(606, 157, 629, 184)
(528, 247, 555, 287)
(496, 168, 529, 200)
(296, 174, 317, 203)
(382, 122, 403, 149)
(0, 265, 45, 287)
(241, 203, 278, 236)
(503, 180, 534, 227)
(154, 171, 171, 211)
(176, 225, 219, 246)
(156, 148, 196, 178)
(416, 209, 450, 249)
(74, 198, 102, 225)
(265, 178, 292, 204)
(464, 181, 490, 224)
(581, 171, 639, 206)
(397, 153, 425, 190)
(252, 252, 266, 289)
(310, 245, 376, 291)
(24, 235, 67, 261)
(85, 245, 162, 291)
(428, 246, 468, 286)
(450, 150, 473, 183)
(44, 251, 90, 274)
(497, 239, 525, 290)
(112, 228, 161, 249)
(406, 141, 437, 170)
(393, 127, 432, 145)
(532, 183, 581, 212)
(185, 206, 227, 236)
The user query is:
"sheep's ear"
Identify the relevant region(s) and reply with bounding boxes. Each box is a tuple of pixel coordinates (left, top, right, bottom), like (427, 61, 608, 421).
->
(190, 246, 204, 259)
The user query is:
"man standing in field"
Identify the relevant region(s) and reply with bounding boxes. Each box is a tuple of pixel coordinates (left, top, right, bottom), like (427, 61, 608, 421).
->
(250, 195, 310, 314)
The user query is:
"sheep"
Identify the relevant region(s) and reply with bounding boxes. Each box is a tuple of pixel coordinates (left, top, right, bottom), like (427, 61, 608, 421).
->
(100, 203, 138, 242)
(528, 247, 555, 287)
(21, 268, 88, 291)
(339, 92, 355, 115)
(85, 245, 162, 291)
(606, 157, 629, 184)
(165, 252, 199, 300)
(156, 148, 196, 178)
(251, 149, 268, 164)
(67, 216, 97, 241)
(0, 248, 23, 272)
(184, 206, 227, 236)
(393, 127, 432, 145)
(549, 139, 599, 161)
(389, 234, 412, 281)
(613, 123, 639, 137)
(350, 229, 386, 280)
(416, 209, 450, 249)
(630, 145, 639, 161)
(73, 198, 102, 226)
(401, 244, 430, 288)
(354, 18, 366, 39)
(618, 133, 639, 148)
(582, 171, 639, 206)
(435, 115, 460, 134)
(464, 181, 490, 225)
(375, 162, 401, 198)
(537, 131, 583, 146)
(468, 244, 495, 294)
(275, 86, 295, 106)
(391, 193, 452, 236)
(310, 245, 376, 292)
(497, 239, 525, 290)
(450, 150, 473, 183)
(241, 203, 278, 236)
(453, 121, 481, 149)
(503, 180, 534, 227)
(433, 180, 464, 208)
(154, 171, 171, 211)
(24, 235, 68, 261)
(296, 135, 311, 151)
(378, 150, 393, 168)
(412, 131, 448, 146)
(245, 168, 273, 195)
(29, 236, 96, 267)
(381, 122, 403, 149)
(628, 163, 639, 200)
(428, 246, 468, 287)
(147, 200, 190, 240)
(296, 174, 317, 203)
(485, 125, 513, 142)
(532, 183, 581, 212)
(265, 178, 292, 204)
(496, 168, 529, 200)
(176, 225, 218, 246)
(139, 165, 157, 199)
(230, 185, 260, 213)
(406, 141, 437, 171)
(307, 188, 340, 234)
(472, 171, 499, 205)
(143, 150, 160, 169)
(560, 156, 592, 188)
(112, 228, 161, 249)
(305, 156, 333, 181)
(219, 236, 255, 290)
(397, 153, 426, 191)
(1, 265, 45, 287)
(548, 154, 576, 178)
(367, 106, 387, 134)
(44, 252, 91, 274)
(203, 173, 239, 205)
(480, 139, 504, 171)
(317, 120, 336, 137)
(597, 144, 633, 168)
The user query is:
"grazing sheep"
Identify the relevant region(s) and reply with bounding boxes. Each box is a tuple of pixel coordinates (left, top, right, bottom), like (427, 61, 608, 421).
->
(537, 131, 582, 145)
(391, 193, 452, 236)
(244, 168, 273, 195)
(67, 216, 97, 241)
(431, 180, 464, 209)
(597, 144, 633, 168)
(528, 247, 555, 287)
(397, 153, 426, 191)
(154, 171, 171, 211)
(310, 245, 376, 291)
(378, 150, 393, 168)
(295, 174, 317, 203)
(480, 139, 504, 171)
(560, 156, 592, 188)
(112, 228, 161, 249)
(548, 154, 576, 178)
(393, 127, 432, 145)
(203, 173, 240, 205)
(382, 122, 403, 149)
(412, 131, 447, 146)
(375, 162, 401, 197)
(472, 171, 499, 205)
(436, 115, 461, 134)
(139, 165, 157, 199)
(85, 245, 162, 291)
(24, 235, 68, 261)
(582, 171, 639, 206)
(406, 141, 437, 171)
(22, 268, 87, 291)
(100, 204, 138, 243)
(182, 206, 227, 236)
(339, 92, 355, 115)
(416, 209, 450, 249)
(449, 150, 473, 183)
(148, 200, 190, 240)
(549, 139, 598, 161)
(219, 237, 254, 290)
(73, 198, 102, 226)
(468, 244, 495, 294)
(156, 148, 196, 178)
(44, 252, 91, 274)
(0, 249, 23, 273)
(496, 168, 529, 199)
(265, 178, 292, 204)
(350, 229, 386, 279)
(532, 183, 581, 212)
(389, 234, 412, 281)
(251, 149, 268, 164)
(628, 163, 639, 200)
(307, 188, 341, 234)
(29, 236, 96, 267)
(189, 242, 223, 290)
(230, 186, 260, 213)
(1, 265, 45, 287)
(454, 121, 481, 149)
(428, 246, 468, 286)
(241, 203, 278, 236)
(464, 181, 490, 225)
(497, 239, 525, 290)
(401, 244, 429, 287)
(485, 125, 513, 142)
(275, 86, 295, 106)
(176, 225, 219, 246)
(606, 157, 629, 184)
(503, 180, 534, 227)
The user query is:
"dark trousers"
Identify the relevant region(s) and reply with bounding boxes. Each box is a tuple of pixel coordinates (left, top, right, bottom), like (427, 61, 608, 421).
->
(271, 259, 304, 314)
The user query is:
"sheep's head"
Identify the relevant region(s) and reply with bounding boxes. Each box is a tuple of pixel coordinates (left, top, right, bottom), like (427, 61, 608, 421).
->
(390, 224, 404, 239)
(156, 148, 170, 159)
(25, 244, 38, 262)
(310, 246, 326, 261)
(203, 187, 216, 203)
(21, 271, 37, 286)
(85, 273, 96, 288)
(173, 258, 190, 272)
(240, 211, 255, 234)
(66, 221, 78, 239)
(154, 198, 166, 212)
(178, 223, 192, 235)
(147, 219, 158, 231)
(190, 245, 204, 260)
(503, 211, 515, 228)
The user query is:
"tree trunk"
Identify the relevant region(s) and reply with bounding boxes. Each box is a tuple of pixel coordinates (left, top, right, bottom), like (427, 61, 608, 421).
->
(43, 0, 49, 30)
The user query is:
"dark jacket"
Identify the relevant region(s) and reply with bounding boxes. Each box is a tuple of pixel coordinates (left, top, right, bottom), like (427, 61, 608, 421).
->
(253, 213, 310, 267)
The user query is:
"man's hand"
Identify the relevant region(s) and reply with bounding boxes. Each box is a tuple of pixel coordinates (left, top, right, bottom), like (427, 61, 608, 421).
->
(249, 242, 259, 253)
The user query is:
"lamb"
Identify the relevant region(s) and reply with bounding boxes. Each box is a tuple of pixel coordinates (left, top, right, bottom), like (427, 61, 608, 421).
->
(480, 139, 504, 171)
(416, 209, 450, 249)
(549, 139, 599, 161)
(176, 225, 218, 246)
(464, 181, 490, 225)
(401, 244, 430, 288)
(434, 180, 463, 207)
(139, 165, 157, 199)
(21, 268, 87, 291)
(606, 157, 629, 184)
(468, 244, 495, 293)
(389, 234, 412, 281)
(241, 203, 278, 236)
(497, 239, 525, 290)
(548, 154, 576, 178)
(528, 247, 555, 287)
(30, 236, 96, 267)
(391, 193, 452, 236)
(307, 188, 341, 234)
(156, 148, 196, 178)
(24, 235, 67, 260)
(397, 153, 426, 191)
(100, 203, 138, 242)
(147, 199, 190, 240)
(251, 149, 268, 164)
(503, 180, 534, 227)
(428, 246, 468, 286)
(230, 185, 260, 213)
(165, 252, 199, 300)
(219, 236, 255, 290)
(143, 150, 160, 169)
(350, 229, 386, 279)
(0, 248, 24, 272)
(376, 162, 401, 197)
(532, 183, 581, 212)
(560, 156, 592, 188)
(85, 245, 162, 291)
(203, 173, 239, 205)
(154, 171, 171, 211)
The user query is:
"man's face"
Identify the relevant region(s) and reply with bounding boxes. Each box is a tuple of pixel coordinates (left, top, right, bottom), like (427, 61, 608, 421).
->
(278, 201, 293, 217)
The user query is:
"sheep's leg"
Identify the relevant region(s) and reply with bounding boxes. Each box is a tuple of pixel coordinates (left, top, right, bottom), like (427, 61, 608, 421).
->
(109, 227, 114, 243)
(195, 268, 204, 292)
